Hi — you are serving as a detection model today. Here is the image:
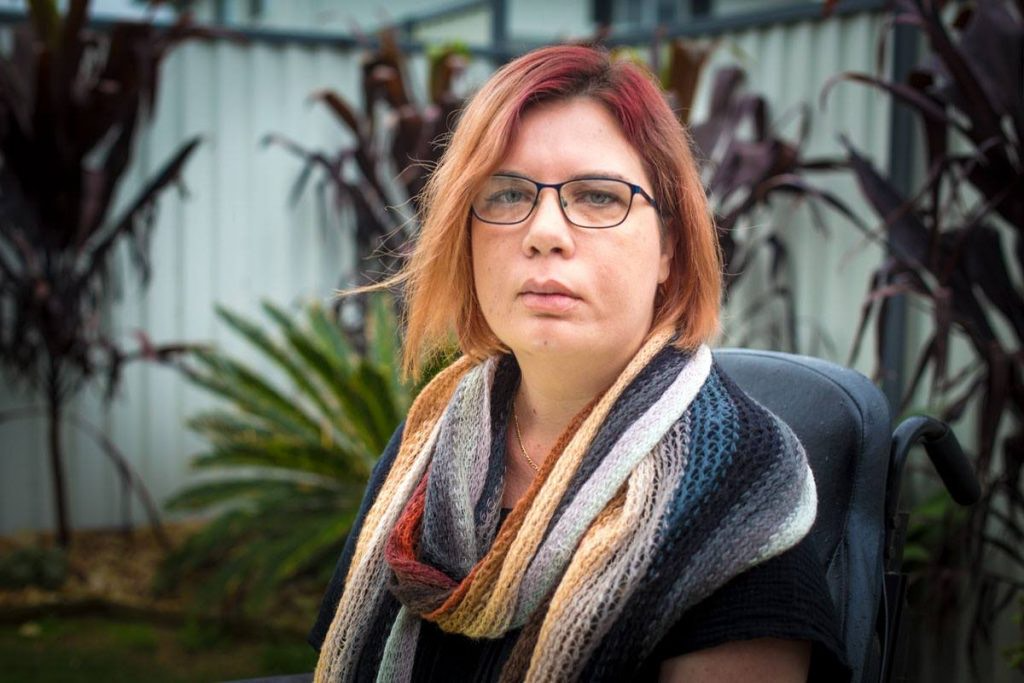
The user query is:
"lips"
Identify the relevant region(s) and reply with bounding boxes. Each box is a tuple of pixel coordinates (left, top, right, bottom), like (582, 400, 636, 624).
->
(518, 278, 581, 313)
(520, 279, 579, 297)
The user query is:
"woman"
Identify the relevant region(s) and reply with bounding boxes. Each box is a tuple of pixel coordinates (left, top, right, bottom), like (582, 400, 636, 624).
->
(309, 45, 849, 682)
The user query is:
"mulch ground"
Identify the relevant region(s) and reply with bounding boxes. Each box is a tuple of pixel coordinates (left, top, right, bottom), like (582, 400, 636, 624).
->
(0, 521, 320, 636)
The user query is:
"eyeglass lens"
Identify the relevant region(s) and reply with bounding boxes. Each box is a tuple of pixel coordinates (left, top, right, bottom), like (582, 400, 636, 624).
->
(472, 176, 635, 228)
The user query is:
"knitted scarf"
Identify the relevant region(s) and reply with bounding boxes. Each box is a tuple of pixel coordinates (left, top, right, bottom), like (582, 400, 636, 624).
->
(314, 331, 817, 682)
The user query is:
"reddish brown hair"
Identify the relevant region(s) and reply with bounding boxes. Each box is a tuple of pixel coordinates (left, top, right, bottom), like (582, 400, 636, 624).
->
(370, 44, 722, 378)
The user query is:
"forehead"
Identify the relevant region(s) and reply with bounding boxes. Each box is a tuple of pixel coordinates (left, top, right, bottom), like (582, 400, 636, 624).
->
(499, 98, 651, 185)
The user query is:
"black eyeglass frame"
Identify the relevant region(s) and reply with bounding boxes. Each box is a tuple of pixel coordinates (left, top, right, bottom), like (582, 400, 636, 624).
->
(470, 174, 660, 230)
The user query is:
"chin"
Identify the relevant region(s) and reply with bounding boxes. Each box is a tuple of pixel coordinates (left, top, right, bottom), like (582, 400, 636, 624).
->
(505, 324, 600, 359)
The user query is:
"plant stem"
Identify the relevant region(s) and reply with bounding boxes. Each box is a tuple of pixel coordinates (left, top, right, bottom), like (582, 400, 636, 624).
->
(65, 411, 172, 551)
(47, 358, 71, 548)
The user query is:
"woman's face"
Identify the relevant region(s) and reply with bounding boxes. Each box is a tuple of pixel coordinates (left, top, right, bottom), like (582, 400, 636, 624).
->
(470, 97, 671, 365)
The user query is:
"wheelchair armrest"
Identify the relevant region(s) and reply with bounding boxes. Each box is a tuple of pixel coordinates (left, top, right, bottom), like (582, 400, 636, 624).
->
(886, 415, 981, 525)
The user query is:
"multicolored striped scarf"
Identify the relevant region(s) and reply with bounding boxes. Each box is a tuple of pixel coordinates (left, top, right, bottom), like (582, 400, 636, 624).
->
(314, 331, 816, 682)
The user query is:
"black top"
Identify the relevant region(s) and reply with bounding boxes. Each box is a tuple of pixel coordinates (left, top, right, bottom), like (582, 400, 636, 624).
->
(311, 509, 851, 682)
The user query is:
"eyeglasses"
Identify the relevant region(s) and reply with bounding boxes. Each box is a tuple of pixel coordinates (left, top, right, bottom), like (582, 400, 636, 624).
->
(470, 174, 659, 229)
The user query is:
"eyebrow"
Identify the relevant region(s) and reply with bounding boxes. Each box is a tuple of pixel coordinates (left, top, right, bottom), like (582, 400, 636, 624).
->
(493, 169, 633, 183)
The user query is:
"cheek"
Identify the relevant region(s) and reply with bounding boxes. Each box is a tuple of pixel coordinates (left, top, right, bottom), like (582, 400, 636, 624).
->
(474, 265, 496, 313)
(608, 236, 663, 303)
(470, 229, 504, 313)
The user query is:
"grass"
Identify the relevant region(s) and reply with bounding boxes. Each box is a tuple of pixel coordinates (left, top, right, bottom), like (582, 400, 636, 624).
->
(0, 614, 317, 682)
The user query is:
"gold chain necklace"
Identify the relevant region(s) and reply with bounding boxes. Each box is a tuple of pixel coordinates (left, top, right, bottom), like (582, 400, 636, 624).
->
(512, 408, 541, 473)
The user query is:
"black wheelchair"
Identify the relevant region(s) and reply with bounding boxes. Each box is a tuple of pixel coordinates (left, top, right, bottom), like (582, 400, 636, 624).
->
(716, 348, 980, 683)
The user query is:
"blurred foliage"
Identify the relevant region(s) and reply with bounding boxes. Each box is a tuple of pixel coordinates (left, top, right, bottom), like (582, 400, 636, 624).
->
(0, 0, 218, 547)
(0, 615, 316, 682)
(157, 294, 411, 615)
(627, 35, 862, 351)
(826, 0, 1024, 671)
(0, 546, 68, 590)
(1005, 596, 1024, 672)
(265, 31, 469, 294)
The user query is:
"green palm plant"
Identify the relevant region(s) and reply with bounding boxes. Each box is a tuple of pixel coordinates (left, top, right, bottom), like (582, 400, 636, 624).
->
(155, 294, 410, 614)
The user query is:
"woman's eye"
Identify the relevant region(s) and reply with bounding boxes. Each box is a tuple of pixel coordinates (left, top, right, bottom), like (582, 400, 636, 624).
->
(489, 190, 528, 204)
(578, 191, 619, 206)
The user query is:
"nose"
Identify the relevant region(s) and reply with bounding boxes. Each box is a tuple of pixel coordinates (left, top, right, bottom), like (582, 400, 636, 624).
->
(521, 187, 575, 258)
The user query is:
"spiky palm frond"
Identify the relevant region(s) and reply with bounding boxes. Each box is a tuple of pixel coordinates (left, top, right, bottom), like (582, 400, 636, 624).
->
(157, 294, 408, 615)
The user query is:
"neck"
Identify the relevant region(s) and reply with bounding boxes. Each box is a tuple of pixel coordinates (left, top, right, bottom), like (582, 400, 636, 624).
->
(512, 350, 628, 444)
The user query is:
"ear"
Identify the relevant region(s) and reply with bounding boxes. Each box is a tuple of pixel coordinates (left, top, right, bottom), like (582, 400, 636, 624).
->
(657, 222, 675, 284)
